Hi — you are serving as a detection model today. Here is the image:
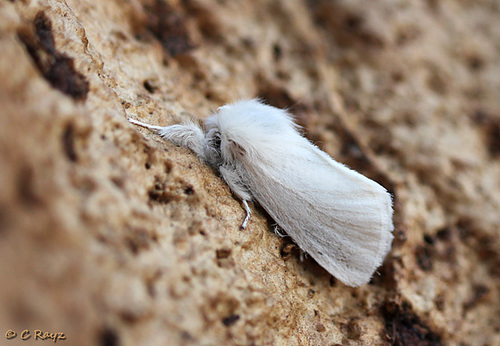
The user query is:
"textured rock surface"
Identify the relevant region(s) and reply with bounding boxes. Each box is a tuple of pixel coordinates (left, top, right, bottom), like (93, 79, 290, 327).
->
(1, 0, 499, 344)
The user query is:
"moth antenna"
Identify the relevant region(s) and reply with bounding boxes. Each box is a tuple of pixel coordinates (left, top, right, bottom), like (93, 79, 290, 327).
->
(128, 118, 165, 132)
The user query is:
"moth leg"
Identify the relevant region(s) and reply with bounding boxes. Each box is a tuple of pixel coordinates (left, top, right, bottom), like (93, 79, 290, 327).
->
(219, 166, 252, 229)
(273, 224, 287, 237)
(241, 200, 252, 229)
(299, 250, 308, 262)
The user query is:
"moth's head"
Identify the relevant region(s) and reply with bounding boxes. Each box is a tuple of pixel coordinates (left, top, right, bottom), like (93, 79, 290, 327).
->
(205, 121, 246, 166)
(205, 99, 299, 164)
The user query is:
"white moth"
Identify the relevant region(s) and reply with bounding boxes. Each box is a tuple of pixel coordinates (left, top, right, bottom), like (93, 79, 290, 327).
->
(129, 99, 394, 287)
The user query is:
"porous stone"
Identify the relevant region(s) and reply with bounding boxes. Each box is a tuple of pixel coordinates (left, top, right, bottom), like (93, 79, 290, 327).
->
(0, 0, 499, 344)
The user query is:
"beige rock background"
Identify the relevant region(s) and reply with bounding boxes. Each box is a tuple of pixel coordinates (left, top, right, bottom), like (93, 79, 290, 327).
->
(1, 0, 499, 344)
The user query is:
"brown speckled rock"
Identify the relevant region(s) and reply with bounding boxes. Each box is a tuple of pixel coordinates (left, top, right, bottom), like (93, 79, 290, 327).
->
(1, 0, 499, 344)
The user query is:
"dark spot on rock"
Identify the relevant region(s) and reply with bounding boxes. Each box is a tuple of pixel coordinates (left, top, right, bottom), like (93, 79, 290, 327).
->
(183, 1, 222, 41)
(216, 248, 234, 268)
(17, 166, 42, 207)
(466, 55, 484, 72)
(184, 185, 194, 195)
(344, 14, 362, 31)
(362, 119, 395, 156)
(415, 245, 433, 272)
(145, 270, 162, 298)
(120, 311, 140, 324)
(257, 82, 295, 110)
(391, 70, 405, 83)
(453, 218, 500, 277)
(145, 162, 151, 170)
(141, 0, 195, 57)
(110, 176, 124, 189)
(180, 331, 194, 341)
(241, 37, 255, 48)
(396, 26, 420, 46)
(427, 68, 448, 95)
(338, 133, 370, 171)
(146, 281, 155, 298)
(436, 227, 451, 241)
(471, 110, 500, 158)
(463, 284, 490, 311)
(392, 223, 407, 243)
(381, 301, 441, 346)
(425, 0, 440, 11)
(17, 12, 89, 101)
(423, 234, 435, 245)
(308, 3, 384, 51)
(204, 90, 216, 101)
(455, 217, 476, 239)
(0, 207, 10, 238)
(126, 228, 153, 255)
(341, 318, 362, 341)
(273, 43, 282, 61)
(222, 314, 240, 326)
(62, 123, 77, 162)
(370, 259, 398, 289)
(434, 295, 445, 311)
(98, 328, 119, 346)
(316, 323, 326, 332)
(216, 248, 231, 259)
(143, 79, 158, 93)
(148, 177, 172, 204)
(164, 161, 173, 174)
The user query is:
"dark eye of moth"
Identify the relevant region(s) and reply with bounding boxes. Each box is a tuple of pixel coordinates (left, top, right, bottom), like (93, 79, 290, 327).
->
(212, 132, 222, 150)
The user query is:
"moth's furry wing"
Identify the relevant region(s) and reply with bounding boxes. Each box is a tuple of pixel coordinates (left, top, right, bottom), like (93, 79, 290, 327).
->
(241, 139, 394, 287)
